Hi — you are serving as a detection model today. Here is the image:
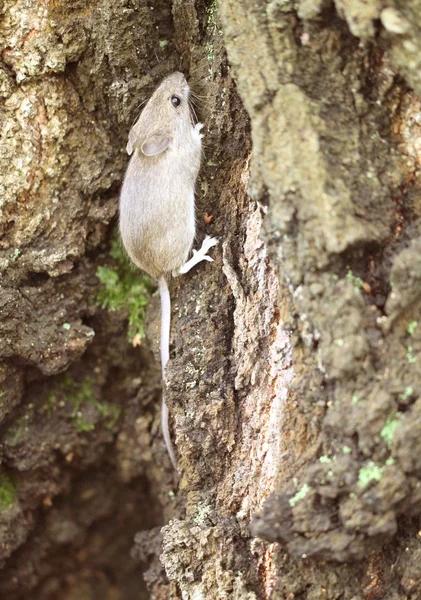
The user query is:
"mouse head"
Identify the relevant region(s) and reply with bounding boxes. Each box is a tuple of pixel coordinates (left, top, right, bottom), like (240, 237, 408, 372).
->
(126, 72, 193, 157)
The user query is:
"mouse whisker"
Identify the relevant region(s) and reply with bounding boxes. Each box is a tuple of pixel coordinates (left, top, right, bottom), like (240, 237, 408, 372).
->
(189, 103, 199, 123)
(135, 98, 148, 111)
(131, 98, 149, 125)
(190, 96, 206, 107)
(190, 90, 207, 100)
(189, 98, 201, 111)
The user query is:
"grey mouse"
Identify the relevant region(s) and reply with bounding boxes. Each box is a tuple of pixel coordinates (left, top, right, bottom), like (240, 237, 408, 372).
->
(119, 72, 217, 470)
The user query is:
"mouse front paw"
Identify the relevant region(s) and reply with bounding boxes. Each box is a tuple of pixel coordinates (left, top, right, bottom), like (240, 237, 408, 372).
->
(194, 122, 204, 139)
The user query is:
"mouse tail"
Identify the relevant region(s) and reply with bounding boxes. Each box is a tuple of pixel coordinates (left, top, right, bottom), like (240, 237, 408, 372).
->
(158, 276, 171, 374)
(158, 276, 178, 470)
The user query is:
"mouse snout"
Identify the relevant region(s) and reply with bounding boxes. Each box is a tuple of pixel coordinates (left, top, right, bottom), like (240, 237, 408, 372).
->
(163, 72, 189, 100)
(172, 71, 186, 83)
(168, 71, 187, 88)
(172, 72, 189, 92)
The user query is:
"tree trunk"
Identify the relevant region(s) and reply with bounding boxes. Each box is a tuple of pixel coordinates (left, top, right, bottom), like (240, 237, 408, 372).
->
(1, 0, 421, 598)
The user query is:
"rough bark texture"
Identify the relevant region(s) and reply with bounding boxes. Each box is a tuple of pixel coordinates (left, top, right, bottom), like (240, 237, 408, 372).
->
(1, 0, 421, 599)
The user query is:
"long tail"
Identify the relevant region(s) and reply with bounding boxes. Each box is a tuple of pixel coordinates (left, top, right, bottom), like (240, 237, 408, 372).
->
(158, 276, 177, 470)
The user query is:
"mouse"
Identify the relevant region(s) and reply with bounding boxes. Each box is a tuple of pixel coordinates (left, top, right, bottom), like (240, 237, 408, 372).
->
(119, 72, 217, 470)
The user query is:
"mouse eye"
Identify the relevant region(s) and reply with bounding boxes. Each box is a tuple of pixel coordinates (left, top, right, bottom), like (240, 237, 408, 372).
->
(171, 95, 181, 107)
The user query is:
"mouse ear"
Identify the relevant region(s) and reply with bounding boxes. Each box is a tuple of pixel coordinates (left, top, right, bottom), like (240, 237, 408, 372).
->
(141, 133, 171, 156)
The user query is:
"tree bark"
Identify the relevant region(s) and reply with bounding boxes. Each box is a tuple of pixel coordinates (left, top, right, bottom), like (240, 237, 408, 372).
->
(1, 0, 421, 599)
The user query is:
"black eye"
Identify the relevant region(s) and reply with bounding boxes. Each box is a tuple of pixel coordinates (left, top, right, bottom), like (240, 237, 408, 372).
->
(171, 95, 181, 107)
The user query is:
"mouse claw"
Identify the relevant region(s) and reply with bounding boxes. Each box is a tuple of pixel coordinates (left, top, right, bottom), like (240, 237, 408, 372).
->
(201, 236, 219, 252)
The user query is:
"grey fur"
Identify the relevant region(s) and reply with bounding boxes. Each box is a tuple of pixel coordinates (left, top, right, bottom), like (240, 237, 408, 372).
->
(119, 72, 202, 279)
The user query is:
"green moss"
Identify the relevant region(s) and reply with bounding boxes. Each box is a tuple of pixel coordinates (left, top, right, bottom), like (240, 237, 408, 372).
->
(358, 461, 384, 489)
(346, 267, 364, 293)
(95, 238, 154, 342)
(6, 412, 32, 444)
(380, 413, 402, 448)
(399, 386, 413, 401)
(57, 375, 93, 431)
(206, 0, 219, 30)
(343, 445, 352, 454)
(407, 321, 418, 335)
(95, 401, 121, 430)
(351, 393, 361, 405)
(46, 391, 57, 416)
(289, 483, 310, 507)
(73, 416, 95, 433)
(319, 455, 336, 463)
(0, 473, 16, 510)
(406, 345, 417, 364)
(69, 376, 95, 410)
(206, 42, 214, 63)
(70, 377, 121, 432)
(46, 374, 121, 433)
